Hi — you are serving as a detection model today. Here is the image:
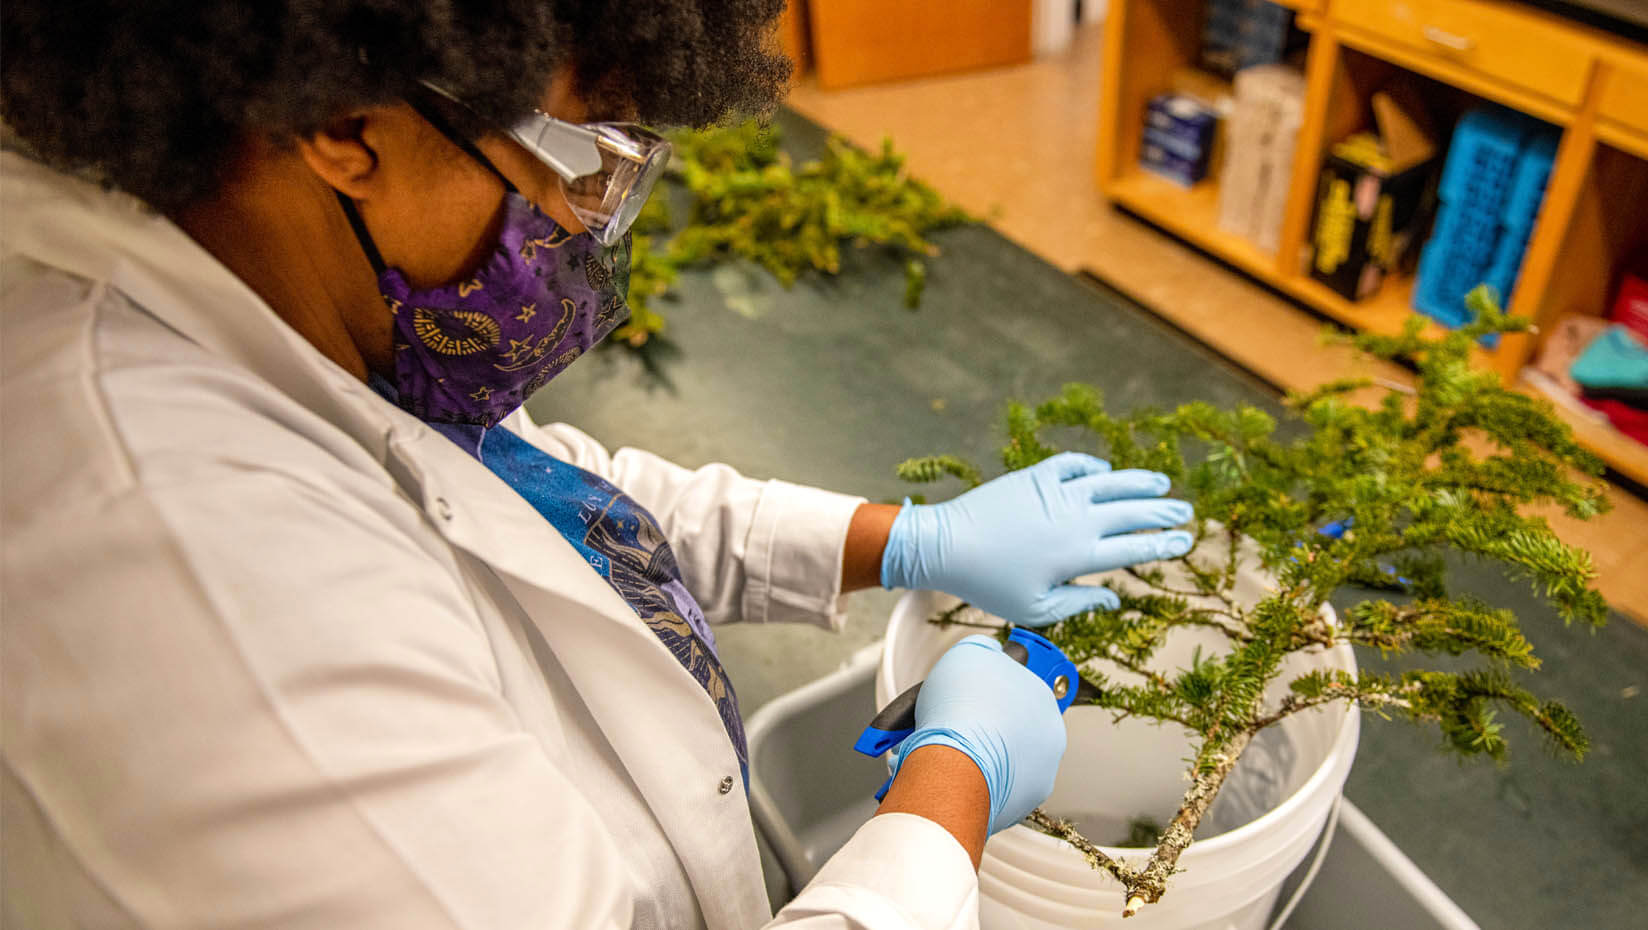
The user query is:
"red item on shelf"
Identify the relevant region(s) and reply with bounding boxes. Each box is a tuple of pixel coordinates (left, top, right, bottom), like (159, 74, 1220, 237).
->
(1580, 396, 1648, 446)
(1614, 270, 1648, 342)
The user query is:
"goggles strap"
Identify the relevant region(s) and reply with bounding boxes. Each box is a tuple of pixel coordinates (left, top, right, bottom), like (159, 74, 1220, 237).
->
(334, 90, 527, 279)
(335, 192, 387, 276)
(404, 93, 519, 195)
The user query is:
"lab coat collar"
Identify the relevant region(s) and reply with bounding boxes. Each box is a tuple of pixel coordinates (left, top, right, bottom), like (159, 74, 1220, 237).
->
(2, 155, 767, 929)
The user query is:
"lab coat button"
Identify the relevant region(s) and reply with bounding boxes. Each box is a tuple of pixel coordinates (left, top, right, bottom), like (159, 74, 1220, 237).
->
(718, 776, 735, 795)
(435, 497, 453, 521)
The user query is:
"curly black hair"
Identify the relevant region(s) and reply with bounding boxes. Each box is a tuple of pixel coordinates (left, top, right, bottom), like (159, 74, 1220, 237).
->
(1, 1, 789, 212)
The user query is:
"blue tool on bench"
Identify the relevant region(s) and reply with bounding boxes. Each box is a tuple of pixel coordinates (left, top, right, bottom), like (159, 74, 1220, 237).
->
(1317, 518, 1410, 585)
(853, 626, 1101, 800)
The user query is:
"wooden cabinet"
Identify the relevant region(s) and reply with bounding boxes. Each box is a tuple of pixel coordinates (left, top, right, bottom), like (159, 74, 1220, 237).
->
(1597, 56, 1648, 157)
(1096, 0, 1648, 483)
(1332, 0, 1596, 106)
(807, 0, 1032, 90)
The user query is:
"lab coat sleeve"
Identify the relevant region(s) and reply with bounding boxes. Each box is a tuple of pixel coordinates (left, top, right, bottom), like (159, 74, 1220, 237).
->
(763, 814, 980, 930)
(2, 465, 637, 930)
(503, 412, 866, 629)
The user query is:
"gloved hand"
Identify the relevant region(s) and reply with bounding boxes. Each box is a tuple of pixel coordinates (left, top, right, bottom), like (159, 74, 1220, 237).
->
(881, 452, 1195, 627)
(889, 635, 1067, 834)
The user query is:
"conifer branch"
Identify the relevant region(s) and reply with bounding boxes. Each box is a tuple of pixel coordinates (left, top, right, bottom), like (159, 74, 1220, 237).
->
(895, 455, 985, 488)
(1026, 809, 1139, 887)
(1123, 566, 1209, 601)
(1123, 730, 1254, 914)
(905, 290, 1606, 917)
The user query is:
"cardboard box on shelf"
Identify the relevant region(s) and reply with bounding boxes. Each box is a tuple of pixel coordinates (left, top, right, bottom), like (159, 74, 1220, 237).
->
(1141, 93, 1220, 187)
(1308, 88, 1438, 301)
(1199, 0, 1306, 79)
(1217, 64, 1306, 255)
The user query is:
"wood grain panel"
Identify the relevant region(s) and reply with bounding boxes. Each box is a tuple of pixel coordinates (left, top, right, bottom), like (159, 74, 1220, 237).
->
(1333, 0, 1596, 108)
(808, 0, 1032, 90)
(777, 0, 810, 72)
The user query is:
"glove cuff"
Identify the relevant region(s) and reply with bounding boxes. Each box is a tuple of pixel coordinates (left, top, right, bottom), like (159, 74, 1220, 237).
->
(879, 499, 930, 591)
(891, 728, 1006, 833)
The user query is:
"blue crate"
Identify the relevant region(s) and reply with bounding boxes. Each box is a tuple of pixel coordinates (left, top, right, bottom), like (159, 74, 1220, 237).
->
(1414, 205, 1502, 343)
(1481, 217, 1534, 311)
(1438, 198, 1499, 267)
(1413, 244, 1502, 346)
(1498, 131, 1558, 238)
(1414, 238, 1475, 329)
(1437, 108, 1533, 207)
(1414, 109, 1557, 346)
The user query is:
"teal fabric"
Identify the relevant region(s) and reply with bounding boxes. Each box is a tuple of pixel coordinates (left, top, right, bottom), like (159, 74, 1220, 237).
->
(1570, 324, 1648, 390)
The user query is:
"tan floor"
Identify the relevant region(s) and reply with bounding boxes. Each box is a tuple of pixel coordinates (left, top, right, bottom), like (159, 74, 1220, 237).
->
(786, 25, 1648, 621)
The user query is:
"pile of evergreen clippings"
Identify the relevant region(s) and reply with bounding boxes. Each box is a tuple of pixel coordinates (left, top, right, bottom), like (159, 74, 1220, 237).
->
(615, 120, 970, 347)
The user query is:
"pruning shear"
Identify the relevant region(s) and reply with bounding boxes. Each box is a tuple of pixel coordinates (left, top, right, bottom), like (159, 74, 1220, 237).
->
(853, 627, 1101, 800)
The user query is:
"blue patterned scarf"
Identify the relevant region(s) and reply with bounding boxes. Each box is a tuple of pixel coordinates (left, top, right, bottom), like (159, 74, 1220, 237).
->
(376, 379, 747, 784)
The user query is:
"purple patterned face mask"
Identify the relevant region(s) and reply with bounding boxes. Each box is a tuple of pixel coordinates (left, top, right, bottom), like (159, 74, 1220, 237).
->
(336, 103, 632, 428)
(343, 191, 629, 428)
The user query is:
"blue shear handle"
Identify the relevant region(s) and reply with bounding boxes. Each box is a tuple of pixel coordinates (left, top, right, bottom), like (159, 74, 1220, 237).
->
(1006, 627, 1080, 714)
(854, 628, 1079, 761)
(855, 628, 1083, 801)
(857, 682, 921, 801)
(853, 682, 921, 757)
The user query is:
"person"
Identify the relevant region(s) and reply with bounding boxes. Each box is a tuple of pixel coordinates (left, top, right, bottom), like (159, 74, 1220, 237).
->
(0, 3, 1194, 927)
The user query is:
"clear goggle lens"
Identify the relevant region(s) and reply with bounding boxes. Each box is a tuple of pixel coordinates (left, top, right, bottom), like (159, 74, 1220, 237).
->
(562, 125, 670, 246)
(420, 81, 669, 245)
(511, 115, 671, 246)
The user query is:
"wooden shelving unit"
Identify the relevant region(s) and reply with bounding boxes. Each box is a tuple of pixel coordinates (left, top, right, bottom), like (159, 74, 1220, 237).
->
(1109, 169, 1432, 338)
(1097, 0, 1648, 484)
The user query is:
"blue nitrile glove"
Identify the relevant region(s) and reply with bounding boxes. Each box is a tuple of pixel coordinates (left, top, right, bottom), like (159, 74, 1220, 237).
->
(889, 635, 1067, 834)
(881, 452, 1195, 627)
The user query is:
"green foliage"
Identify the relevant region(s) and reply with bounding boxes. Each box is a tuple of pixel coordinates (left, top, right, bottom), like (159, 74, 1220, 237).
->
(612, 119, 971, 346)
(895, 455, 984, 488)
(910, 290, 1608, 772)
(612, 194, 680, 346)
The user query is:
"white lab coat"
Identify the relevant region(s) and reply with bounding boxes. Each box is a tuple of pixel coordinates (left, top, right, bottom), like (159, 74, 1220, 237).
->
(0, 153, 979, 930)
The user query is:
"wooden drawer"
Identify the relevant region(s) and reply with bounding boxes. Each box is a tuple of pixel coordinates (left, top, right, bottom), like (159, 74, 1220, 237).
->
(1332, 0, 1595, 108)
(1598, 59, 1648, 132)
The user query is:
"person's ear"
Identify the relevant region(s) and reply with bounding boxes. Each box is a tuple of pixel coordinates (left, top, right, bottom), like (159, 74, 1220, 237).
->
(296, 113, 379, 199)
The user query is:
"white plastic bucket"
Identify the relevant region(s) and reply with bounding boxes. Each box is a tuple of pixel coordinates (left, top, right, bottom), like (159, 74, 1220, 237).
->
(878, 583, 1358, 930)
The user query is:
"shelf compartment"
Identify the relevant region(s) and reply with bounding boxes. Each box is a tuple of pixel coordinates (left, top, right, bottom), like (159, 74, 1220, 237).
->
(1107, 171, 1283, 279)
(1110, 169, 1444, 344)
(1516, 140, 1648, 483)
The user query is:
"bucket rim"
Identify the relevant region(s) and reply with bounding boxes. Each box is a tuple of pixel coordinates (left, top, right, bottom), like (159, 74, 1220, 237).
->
(880, 588, 1362, 867)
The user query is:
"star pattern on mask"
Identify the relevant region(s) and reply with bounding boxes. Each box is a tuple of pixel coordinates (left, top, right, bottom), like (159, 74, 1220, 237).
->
(500, 337, 538, 366)
(519, 229, 574, 263)
(516, 302, 537, 323)
(469, 385, 493, 402)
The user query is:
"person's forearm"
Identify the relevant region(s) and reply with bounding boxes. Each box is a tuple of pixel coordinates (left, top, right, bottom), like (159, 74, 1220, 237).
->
(874, 745, 990, 869)
(841, 502, 900, 593)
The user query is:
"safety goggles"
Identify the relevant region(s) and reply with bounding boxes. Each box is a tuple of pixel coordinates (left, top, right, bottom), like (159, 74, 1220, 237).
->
(419, 81, 672, 246)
